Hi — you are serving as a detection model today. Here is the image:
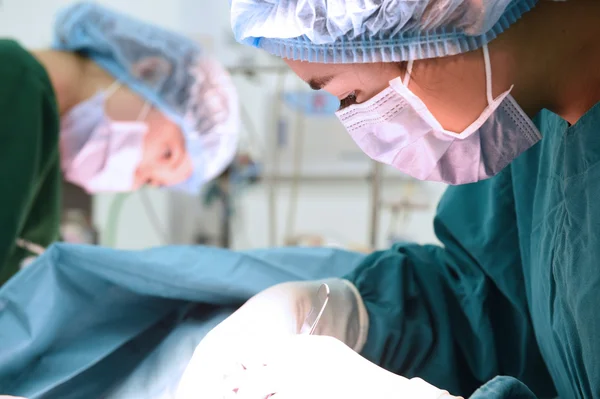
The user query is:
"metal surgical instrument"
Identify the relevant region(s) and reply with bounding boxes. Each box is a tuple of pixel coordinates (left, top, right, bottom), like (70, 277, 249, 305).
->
(306, 283, 330, 335)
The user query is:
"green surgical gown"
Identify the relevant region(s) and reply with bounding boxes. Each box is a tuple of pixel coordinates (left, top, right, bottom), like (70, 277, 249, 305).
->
(346, 102, 600, 399)
(0, 40, 62, 285)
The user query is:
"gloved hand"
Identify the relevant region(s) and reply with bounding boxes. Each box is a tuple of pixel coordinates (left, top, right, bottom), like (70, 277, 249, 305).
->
(174, 278, 369, 396)
(176, 334, 460, 399)
(204, 278, 368, 348)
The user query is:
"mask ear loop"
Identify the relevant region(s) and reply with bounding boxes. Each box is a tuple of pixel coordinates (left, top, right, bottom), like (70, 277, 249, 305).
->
(403, 60, 414, 87)
(403, 45, 494, 104)
(482, 44, 494, 105)
(105, 80, 122, 99)
(137, 101, 152, 121)
(105, 80, 151, 122)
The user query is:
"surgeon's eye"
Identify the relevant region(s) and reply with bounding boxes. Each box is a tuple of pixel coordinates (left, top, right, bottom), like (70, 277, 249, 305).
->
(338, 92, 357, 110)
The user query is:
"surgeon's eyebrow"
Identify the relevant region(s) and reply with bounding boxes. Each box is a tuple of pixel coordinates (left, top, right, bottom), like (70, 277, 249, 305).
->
(307, 76, 333, 91)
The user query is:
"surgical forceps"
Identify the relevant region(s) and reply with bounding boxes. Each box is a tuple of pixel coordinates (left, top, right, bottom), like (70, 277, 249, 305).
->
(305, 283, 331, 335)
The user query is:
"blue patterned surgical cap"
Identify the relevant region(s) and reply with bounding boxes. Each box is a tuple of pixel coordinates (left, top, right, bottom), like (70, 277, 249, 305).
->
(54, 1, 240, 194)
(230, 0, 540, 63)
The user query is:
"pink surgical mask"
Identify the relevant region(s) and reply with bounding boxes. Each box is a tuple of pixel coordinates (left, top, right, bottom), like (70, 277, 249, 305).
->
(335, 44, 542, 185)
(60, 82, 150, 194)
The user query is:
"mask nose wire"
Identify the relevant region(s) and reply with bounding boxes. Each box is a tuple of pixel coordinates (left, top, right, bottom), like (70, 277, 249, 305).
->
(483, 44, 494, 105)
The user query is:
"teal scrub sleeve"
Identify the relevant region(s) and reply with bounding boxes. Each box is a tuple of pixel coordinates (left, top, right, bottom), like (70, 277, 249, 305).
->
(344, 168, 556, 398)
(470, 376, 538, 399)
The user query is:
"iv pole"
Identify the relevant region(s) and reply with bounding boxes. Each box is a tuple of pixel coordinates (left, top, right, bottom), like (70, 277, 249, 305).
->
(369, 160, 383, 249)
(228, 64, 391, 249)
(227, 64, 288, 247)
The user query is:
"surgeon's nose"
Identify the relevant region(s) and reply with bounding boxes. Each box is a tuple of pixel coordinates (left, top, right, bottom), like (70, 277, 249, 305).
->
(163, 145, 184, 167)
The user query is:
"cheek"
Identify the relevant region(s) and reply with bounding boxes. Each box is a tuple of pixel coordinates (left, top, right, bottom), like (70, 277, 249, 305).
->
(140, 129, 162, 163)
(409, 59, 488, 133)
(105, 89, 146, 121)
(353, 65, 405, 101)
(174, 154, 194, 182)
(137, 119, 192, 184)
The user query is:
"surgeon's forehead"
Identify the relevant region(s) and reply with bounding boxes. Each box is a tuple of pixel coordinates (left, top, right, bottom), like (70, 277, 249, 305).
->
(283, 58, 407, 96)
(284, 59, 352, 87)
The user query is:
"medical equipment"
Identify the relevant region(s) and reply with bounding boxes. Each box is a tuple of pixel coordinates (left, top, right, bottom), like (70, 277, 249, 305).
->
(369, 161, 383, 249)
(227, 63, 416, 249)
(140, 189, 170, 244)
(284, 79, 305, 245)
(225, 64, 285, 246)
(385, 199, 430, 245)
(269, 70, 287, 247)
(283, 91, 340, 116)
(306, 283, 330, 335)
(61, 209, 97, 244)
(203, 154, 261, 247)
(102, 188, 170, 248)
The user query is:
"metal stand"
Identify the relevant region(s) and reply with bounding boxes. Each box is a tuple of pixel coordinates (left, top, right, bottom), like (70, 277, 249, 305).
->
(227, 64, 400, 250)
(218, 177, 232, 248)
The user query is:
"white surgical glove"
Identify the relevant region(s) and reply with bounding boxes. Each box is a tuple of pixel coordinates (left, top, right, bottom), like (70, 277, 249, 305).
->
(179, 334, 460, 399)
(175, 278, 368, 397)
(210, 278, 367, 349)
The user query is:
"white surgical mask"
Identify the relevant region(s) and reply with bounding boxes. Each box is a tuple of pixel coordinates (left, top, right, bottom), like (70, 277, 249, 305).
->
(336, 44, 542, 185)
(60, 82, 150, 194)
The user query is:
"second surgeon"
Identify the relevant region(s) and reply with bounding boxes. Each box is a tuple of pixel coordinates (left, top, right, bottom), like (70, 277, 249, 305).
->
(0, 2, 239, 285)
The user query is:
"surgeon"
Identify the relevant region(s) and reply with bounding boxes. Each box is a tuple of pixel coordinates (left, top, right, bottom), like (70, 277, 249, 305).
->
(176, 1, 600, 398)
(0, 2, 238, 285)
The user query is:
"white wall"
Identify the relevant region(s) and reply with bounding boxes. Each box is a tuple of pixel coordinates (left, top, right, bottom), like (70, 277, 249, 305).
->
(0, 0, 448, 251)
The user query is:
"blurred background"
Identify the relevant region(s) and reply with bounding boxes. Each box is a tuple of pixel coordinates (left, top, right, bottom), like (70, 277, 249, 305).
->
(0, 0, 447, 252)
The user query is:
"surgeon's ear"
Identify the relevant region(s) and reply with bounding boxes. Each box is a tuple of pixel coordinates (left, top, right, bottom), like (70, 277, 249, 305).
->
(132, 56, 172, 85)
